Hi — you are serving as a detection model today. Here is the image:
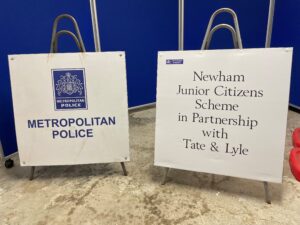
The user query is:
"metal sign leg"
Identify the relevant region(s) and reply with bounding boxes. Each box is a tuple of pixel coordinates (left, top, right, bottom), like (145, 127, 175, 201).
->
(179, 0, 185, 50)
(161, 0, 185, 183)
(263, 182, 271, 204)
(89, 2, 128, 176)
(161, 168, 170, 185)
(29, 166, 35, 181)
(266, 0, 275, 48)
(120, 162, 128, 176)
(89, 0, 101, 52)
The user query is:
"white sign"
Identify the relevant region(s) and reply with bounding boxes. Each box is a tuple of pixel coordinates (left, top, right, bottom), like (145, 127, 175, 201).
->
(155, 48, 293, 183)
(9, 52, 130, 166)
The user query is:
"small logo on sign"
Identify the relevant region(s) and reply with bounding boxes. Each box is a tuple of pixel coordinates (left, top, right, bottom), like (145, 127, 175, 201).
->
(52, 69, 87, 110)
(166, 59, 184, 65)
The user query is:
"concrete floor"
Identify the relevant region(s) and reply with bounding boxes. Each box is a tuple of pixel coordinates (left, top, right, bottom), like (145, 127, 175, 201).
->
(0, 108, 300, 225)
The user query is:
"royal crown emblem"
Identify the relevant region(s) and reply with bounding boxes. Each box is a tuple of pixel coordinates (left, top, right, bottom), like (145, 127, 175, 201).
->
(56, 72, 84, 96)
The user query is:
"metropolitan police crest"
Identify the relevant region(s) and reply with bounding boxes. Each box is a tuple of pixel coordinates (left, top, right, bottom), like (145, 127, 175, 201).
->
(52, 69, 87, 110)
(56, 72, 84, 96)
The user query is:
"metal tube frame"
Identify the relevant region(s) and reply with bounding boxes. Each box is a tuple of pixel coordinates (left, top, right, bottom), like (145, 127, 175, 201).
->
(266, 0, 275, 48)
(129, 0, 184, 112)
(52, 30, 85, 53)
(50, 14, 86, 53)
(90, 0, 101, 52)
(201, 8, 243, 49)
(129, 0, 275, 112)
(205, 24, 239, 49)
(179, 0, 185, 50)
(29, 166, 35, 181)
(89, 1, 128, 177)
(178, 0, 275, 50)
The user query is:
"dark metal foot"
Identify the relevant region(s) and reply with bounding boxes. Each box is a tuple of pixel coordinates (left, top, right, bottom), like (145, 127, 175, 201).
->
(161, 168, 170, 185)
(4, 159, 14, 169)
(263, 181, 271, 204)
(120, 162, 128, 176)
(29, 166, 35, 181)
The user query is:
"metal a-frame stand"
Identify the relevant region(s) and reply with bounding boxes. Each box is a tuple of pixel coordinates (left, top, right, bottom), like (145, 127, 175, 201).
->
(29, 13, 127, 180)
(89, 0, 128, 177)
(90, 0, 101, 52)
(178, 0, 275, 49)
(161, 4, 274, 204)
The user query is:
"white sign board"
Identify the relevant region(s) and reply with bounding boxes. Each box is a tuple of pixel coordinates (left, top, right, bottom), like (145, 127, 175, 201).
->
(155, 48, 293, 183)
(9, 52, 130, 166)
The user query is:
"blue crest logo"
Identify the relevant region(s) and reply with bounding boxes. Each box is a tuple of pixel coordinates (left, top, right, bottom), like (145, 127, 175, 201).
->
(56, 72, 84, 96)
(52, 69, 88, 110)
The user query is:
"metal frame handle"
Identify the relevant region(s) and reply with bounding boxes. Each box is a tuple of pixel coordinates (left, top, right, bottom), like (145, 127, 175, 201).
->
(50, 14, 86, 53)
(266, 0, 275, 47)
(90, 0, 101, 52)
(205, 24, 240, 50)
(52, 30, 85, 53)
(201, 8, 243, 50)
(178, 0, 185, 50)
